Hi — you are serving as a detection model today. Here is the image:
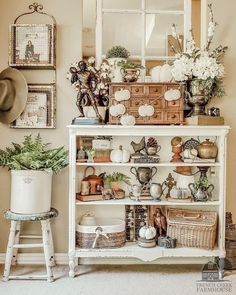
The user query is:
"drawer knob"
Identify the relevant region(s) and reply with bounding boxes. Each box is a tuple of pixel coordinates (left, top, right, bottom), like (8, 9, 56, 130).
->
(135, 88, 139, 92)
(171, 114, 176, 119)
(172, 101, 176, 105)
(135, 101, 139, 106)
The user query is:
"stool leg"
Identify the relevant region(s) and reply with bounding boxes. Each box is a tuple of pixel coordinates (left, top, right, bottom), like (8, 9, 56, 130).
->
(3, 221, 18, 281)
(41, 220, 54, 282)
(12, 221, 21, 265)
(46, 220, 56, 266)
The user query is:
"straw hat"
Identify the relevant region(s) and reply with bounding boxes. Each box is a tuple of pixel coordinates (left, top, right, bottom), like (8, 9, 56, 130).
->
(0, 67, 28, 124)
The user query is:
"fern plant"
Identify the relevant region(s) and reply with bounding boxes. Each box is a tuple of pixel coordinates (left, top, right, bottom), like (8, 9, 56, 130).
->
(0, 134, 69, 173)
(104, 172, 131, 185)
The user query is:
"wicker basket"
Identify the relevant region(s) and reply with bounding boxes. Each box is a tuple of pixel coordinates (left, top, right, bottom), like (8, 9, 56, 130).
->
(76, 218, 126, 249)
(167, 209, 217, 249)
(226, 240, 236, 269)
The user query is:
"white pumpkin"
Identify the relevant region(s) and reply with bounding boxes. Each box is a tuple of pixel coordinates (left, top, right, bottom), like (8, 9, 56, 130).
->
(109, 104, 126, 117)
(164, 89, 181, 101)
(151, 66, 162, 82)
(110, 145, 130, 163)
(138, 104, 155, 117)
(120, 114, 136, 126)
(160, 64, 173, 82)
(139, 226, 156, 240)
(114, 89, 131, 101)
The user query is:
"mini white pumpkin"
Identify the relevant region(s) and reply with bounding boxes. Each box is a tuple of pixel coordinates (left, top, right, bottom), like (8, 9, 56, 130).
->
(151, 66, 162, 82)
(139, 226, 156, 240)
(164, 89, 181, 101)
(138, 104, 155, 117)
(114, 89, 131, 101)
(120, 114, 136, 126)
(160, 64, 173, 82)
(110, 145, 130, 163)
(109, 104, 126, 117)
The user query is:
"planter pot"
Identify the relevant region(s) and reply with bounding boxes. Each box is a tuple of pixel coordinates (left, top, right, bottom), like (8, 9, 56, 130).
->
(107, 58, 126, 82)
(10, 170, 53, 214)
(120, 68, 140, 82)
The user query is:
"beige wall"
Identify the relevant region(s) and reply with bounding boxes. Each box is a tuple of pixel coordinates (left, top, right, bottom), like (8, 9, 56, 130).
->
(206, 0, 236, 218)
(0, 0, 82, 253)
(0, 0, 236, 255)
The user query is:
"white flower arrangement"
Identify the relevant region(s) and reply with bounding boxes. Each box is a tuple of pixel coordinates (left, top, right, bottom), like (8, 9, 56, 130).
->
(170, 4, 228, 98)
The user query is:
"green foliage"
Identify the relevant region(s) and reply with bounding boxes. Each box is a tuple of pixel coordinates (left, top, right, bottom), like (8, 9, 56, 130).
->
(118, 60, 145, 69)
(0, 134, 68, 173)
(104, 172, 131, 185)
(194, 177, 209, 190)
(106, 46, 130, 59)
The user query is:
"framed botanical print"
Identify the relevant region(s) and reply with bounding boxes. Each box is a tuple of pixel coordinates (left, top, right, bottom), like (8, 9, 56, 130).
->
(11, 84, 56, 129)
(9, 24, 56, 69)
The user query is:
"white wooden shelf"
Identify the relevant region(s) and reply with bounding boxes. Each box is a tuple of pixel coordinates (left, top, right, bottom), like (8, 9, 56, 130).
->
(76, 198, 220, 206)
(75, 243, 223, 262)
(76, 162, 221, 167)
(68, 125, 229, 278)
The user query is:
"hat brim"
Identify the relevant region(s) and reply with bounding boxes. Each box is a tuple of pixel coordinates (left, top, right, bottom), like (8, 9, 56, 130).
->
(0, 67, 28, 124)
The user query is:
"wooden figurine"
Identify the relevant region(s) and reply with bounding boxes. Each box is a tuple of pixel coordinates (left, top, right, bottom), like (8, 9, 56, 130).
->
(170, 136, 183, 162)
(152, 208, 167, 237)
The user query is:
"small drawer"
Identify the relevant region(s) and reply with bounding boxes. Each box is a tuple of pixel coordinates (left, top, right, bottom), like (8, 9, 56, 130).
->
(166, 99, 181, 108)
(149, 98, 164, 109)
(130, 85, 145, 96)
(110, 85, 130, 96)
(130, 98, 147, 107)
(152, 111, 164, 122)
(129, 108, 145, 122)
(147, 85, 164, 96)
(165, 111, 181, 123)
(165, 84, 182, 91)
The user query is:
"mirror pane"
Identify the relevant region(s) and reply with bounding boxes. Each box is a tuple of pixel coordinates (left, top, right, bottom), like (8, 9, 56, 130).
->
(83, 0, 96, 57)
(146, 0, 184, 10)
(145, 14, 184, 56)
(102, 0, 141, 10)
(102, 13, 142, 56)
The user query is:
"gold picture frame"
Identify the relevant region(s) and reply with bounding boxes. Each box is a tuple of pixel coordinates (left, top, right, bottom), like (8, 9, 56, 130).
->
(9, 24, 56, 69)
(11, 84, 56, 129)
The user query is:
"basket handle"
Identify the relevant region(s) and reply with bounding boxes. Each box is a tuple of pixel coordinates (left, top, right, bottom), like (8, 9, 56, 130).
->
(92, 226, 109, 248)
(182, 213, 201, 219)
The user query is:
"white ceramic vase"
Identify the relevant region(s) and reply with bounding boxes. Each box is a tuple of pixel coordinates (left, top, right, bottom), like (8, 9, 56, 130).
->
(107, 58, 126, 82)
(10, 170, 53, 214)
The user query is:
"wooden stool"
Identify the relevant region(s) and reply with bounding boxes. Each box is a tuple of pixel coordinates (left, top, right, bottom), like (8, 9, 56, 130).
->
(2, 208, 58, 282)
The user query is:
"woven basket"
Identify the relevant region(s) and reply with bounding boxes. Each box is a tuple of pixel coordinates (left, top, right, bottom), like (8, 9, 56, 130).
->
(225, 223, 236, 269)
(76, 218, 126, 249)
(167, 209, 217, 249)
